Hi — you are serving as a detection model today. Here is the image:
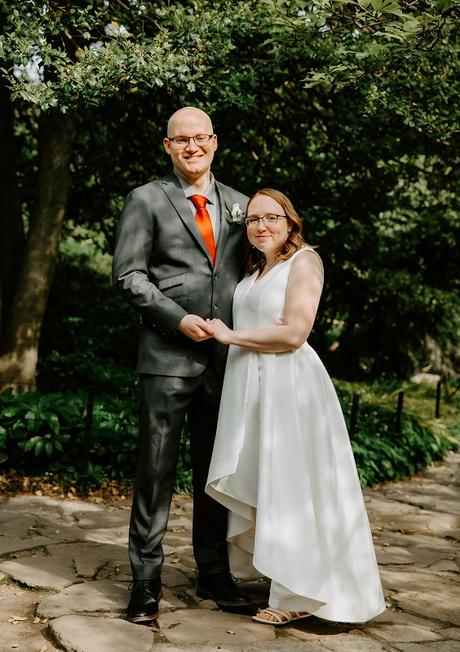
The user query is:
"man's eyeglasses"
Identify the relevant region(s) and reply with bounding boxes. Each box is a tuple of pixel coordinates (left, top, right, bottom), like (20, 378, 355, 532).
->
(167, 134, 214, 148)
(244, 214, 287, 228)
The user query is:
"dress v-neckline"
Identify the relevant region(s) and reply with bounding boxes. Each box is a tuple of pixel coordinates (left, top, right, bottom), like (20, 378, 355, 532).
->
(253, 261, 283, 285)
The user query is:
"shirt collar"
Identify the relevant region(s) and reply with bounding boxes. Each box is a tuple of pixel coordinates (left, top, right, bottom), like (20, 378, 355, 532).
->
(174, 170, 216, 205)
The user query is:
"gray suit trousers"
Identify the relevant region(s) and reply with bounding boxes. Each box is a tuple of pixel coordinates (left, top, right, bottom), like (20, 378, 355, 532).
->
(129, 364, 229, 580)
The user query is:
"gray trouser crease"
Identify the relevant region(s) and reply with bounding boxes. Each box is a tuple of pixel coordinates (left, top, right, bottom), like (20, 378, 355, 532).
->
(128, 365, 229, 580)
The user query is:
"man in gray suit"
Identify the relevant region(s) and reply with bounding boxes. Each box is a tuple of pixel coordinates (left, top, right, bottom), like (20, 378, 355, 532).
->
(113, 107, 251, 623)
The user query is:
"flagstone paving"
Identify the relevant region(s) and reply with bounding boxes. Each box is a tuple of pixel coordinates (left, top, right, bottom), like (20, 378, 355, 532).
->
(0, 452, 459, 652)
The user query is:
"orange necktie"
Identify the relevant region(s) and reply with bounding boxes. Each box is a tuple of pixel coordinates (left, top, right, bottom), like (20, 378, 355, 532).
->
(190, 194, 216, 265)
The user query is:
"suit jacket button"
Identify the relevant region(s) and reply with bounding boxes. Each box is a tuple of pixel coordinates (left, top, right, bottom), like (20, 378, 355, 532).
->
(213, 304, 218, 311)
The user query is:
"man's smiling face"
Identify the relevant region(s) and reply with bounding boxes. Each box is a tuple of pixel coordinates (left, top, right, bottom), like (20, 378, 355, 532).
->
(164, 108, 217, 184)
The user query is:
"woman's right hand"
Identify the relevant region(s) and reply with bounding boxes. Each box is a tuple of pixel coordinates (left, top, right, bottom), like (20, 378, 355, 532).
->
(206, 318, 234, 345)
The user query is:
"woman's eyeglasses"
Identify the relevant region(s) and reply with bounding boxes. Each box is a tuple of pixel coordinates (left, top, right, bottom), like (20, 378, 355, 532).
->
(244, 214, 287, 228)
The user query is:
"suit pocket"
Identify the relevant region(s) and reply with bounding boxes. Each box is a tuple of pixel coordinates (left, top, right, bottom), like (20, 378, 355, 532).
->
(158, 272, 186, 298)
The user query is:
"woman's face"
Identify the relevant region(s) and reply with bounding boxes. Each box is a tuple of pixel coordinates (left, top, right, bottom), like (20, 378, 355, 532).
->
(246, 194, 290, 258)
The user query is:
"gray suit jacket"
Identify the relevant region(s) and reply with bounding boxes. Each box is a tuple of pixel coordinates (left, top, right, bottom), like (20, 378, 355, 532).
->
(112, 173, 248, 376)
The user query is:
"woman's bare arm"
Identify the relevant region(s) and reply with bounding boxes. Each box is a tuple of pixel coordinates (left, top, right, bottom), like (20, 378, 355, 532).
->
(208, 251, 323, 352)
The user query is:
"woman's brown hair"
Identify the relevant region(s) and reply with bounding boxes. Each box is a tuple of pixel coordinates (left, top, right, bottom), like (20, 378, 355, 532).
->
(244, 188, 309, 275)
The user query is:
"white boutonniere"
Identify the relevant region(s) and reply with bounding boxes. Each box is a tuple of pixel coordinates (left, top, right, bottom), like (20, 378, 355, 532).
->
(226, 202, 245, 224)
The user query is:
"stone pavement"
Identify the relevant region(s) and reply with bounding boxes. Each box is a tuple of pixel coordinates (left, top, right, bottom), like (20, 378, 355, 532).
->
(0, 452, 459, 652)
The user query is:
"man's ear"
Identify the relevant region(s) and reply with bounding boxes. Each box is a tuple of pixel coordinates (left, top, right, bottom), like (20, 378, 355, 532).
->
(163, 137, 171, 154)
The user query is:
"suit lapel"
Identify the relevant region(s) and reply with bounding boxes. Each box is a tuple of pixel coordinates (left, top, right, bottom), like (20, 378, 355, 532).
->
(161, 174, 212, 262)
(215, 181, 231, 270)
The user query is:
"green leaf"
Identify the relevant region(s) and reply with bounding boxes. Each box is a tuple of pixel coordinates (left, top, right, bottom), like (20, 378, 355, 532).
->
(1, 407, 22, 418)
(23, 436, 42, 452)
(47, 413, 60, 434)
(34, 440, 45, 456)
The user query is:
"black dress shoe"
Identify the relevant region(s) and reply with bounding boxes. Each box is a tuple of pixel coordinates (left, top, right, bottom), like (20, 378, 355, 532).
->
(126, 579, 162, 623)
(197, 572, 254, 612)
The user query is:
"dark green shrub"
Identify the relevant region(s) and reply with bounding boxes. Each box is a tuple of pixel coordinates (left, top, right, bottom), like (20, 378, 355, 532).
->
(336, 386, 457, 486)
(351, 407, 453, 486)
(0, 389, 192, 491)
(38, 256, 138, 394)
(0, 390, 81, 468)
(0, 385, 456, 493)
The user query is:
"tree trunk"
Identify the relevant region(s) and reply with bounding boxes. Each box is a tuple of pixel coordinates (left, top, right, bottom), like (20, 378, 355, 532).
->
(0, 109, 76, 392)
(0, 81, 24, 338)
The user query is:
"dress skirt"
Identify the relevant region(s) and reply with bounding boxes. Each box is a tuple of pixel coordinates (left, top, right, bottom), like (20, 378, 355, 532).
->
(206, 250, 385, 622)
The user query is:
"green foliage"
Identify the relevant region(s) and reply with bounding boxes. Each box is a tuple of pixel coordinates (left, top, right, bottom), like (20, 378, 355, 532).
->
(0, 426, 7, 464)
(1, 1, 192, 110)
(0, 388, 193, 491)
(1, 382, 456, 492)
(349, 398, 454, 486)
(174, 435, 193, 494)
(1, 1, 457, 494)
(1, 1, 458, 110)
(37, 249, 137, 393)
(336, 381, 458, 485)
(2, 0, 459, 380)
(0, 390, 82, 467)
(0, 387, 194, 491)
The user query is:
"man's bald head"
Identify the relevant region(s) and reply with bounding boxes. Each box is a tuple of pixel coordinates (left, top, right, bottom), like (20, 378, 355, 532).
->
(167, 107, 213, 137)
(163, 107, 217, 184)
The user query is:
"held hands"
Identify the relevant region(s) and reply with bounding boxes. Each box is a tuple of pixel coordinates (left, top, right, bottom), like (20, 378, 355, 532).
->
(205, 318, 233, 345)
(178, 315, 214, 342)
(177, 315, 233, 344)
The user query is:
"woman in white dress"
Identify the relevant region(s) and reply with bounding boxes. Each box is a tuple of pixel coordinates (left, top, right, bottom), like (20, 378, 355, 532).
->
(205, 189, 385, 626)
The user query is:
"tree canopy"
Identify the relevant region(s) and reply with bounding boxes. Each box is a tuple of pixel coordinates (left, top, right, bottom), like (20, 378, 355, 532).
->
(0, 0, 459, 389)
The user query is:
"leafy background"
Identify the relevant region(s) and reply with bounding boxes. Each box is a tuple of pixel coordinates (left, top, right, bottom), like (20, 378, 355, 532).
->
(0, 0, 458, 491)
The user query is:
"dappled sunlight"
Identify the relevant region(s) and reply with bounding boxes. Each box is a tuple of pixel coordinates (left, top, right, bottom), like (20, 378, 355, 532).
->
(209, 334, 385, 622)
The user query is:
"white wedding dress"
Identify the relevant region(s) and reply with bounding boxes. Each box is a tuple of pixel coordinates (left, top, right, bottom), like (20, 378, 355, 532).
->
(206, 248, 385, 622)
